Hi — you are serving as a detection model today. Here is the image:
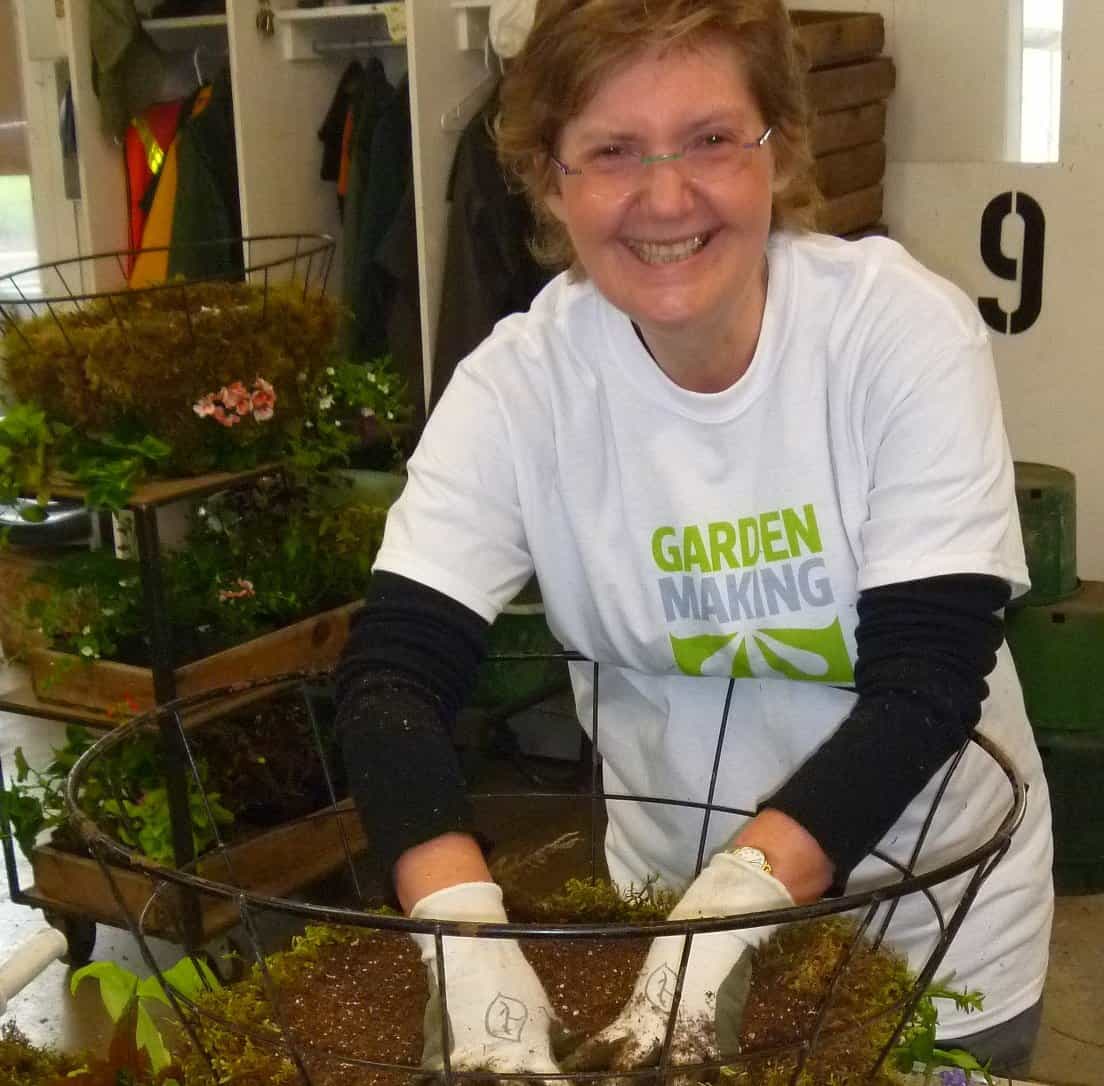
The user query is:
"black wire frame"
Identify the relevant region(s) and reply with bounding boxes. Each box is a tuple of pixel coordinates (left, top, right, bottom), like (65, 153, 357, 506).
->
(64, 657, 1028, 1086)
(0, 234, 337, 345)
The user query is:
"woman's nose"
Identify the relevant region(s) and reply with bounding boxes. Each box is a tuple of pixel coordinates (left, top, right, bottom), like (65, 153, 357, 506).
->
(636, 157, 697, 215)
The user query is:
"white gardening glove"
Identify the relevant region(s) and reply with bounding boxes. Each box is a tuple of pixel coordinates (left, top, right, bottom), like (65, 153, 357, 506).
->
(564, 853, 793, 1076)
(409, 881, 562, 1077)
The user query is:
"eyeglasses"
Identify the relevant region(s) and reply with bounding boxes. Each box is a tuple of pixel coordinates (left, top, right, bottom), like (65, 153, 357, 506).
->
(550, 125, 774, 199)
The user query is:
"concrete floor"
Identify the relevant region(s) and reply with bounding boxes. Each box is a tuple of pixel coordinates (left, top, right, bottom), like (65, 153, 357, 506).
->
(1, 671, 1101, 1085)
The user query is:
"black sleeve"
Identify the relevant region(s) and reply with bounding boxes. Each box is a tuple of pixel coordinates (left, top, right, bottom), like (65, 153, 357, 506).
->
(762, 573, 1011, 886)
(335, 571, 491, 881)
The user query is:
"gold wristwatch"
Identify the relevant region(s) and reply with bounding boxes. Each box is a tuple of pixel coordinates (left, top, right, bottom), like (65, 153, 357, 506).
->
(726, 845, 773, 875)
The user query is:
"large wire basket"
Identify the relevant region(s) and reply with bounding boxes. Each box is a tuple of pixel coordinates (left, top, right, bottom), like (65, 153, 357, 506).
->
(0, 235, 336, 325)
(0, 235, 342, 488)
(64, 660, 1027, 1086)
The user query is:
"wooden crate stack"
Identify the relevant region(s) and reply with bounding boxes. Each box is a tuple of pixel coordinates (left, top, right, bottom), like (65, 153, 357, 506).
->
(793, 11, 895, 238)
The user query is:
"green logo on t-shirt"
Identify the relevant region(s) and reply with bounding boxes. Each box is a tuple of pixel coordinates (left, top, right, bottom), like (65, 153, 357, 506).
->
(651, 504, 854, 683)
(670, 618, 853, 680)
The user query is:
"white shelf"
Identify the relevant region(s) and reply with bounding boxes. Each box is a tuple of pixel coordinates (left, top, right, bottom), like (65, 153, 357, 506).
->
(275, 2, 406, 60)
(450, 0, 489, 51)
(142, 14, 228, 31)
(141, 14, 229, 53)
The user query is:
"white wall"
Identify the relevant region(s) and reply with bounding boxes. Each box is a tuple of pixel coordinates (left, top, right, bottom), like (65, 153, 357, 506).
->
(801, 0, 1104, 578)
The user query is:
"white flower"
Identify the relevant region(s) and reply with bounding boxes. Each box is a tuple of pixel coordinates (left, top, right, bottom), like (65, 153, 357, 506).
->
(305, 420, 314, 428)
(334, 420, 341, 428)
(326, 366, 335, 376)
(82, 625, 91, 635)
(318, 394, 334, 411)
(366, 372, 377, 384)
(360, 407, 375, 418)
(80, 645, 95, 657)
(102, 608, 114, 617)
(197, 506, 207, 517)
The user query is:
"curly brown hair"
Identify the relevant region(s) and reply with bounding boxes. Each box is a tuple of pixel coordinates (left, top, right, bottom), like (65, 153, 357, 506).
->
(495, 0, 820, 272)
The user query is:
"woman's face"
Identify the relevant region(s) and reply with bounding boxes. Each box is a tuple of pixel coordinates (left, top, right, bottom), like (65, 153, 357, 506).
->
(545, 38, 777, 351)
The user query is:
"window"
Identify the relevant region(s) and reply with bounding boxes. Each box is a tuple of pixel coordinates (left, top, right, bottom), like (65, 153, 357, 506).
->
(1020, 0, 1063, 163)
(0, 0, 39, 300)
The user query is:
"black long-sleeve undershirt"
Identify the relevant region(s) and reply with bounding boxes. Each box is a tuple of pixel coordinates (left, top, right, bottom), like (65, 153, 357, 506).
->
(336, 570, 1010, 885)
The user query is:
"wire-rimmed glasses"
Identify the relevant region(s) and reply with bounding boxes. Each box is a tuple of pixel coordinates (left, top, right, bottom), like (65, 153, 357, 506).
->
(550, 125, 774, 200)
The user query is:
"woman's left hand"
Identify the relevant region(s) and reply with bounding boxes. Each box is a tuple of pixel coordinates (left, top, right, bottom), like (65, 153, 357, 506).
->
(562, 852, 793, 1082)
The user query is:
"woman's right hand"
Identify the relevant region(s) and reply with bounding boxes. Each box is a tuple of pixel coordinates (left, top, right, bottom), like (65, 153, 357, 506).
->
(410, 882, 563, 1077)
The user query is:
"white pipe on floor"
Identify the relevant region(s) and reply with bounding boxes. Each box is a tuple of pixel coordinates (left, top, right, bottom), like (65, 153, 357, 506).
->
(0, 925, 69, 1014)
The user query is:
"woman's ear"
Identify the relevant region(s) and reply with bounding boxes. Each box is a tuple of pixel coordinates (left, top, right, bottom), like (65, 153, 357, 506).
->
(770, 153, 793, 196)
(544, 185, 567, 224)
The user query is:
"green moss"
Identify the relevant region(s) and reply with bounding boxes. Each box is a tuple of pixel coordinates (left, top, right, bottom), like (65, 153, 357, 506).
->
(0, 1022, 84, 1085)
(180, 924, 361, 1086)
(3, 282, 340, 477)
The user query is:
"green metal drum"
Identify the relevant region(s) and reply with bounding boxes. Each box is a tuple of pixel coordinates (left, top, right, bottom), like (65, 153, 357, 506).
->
(1035, 728, 1104, 893)
(1005, 580, 1104, 732)
(1013, 461, 1078, 606)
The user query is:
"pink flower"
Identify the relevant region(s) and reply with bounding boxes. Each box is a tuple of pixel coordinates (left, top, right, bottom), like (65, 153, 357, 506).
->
(193, 378, 275, 425)
(220, 381, 252, 416)
(217, 578, 255, 602)
(251, 377, 276, 422)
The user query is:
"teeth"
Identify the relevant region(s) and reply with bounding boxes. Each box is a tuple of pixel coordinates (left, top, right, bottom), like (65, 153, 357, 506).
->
(628, 234, 708, 265)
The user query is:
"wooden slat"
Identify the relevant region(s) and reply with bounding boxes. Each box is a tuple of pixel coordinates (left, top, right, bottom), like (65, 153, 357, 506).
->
(816, 141, 886, 199)
(817, 184, 884, 237)
(46, 464, 282, 508)
(28, 600, 362, 714)
(30, 804, 369, 941)
(175, 600, 361, 698)
(806, 57, 896, 114)
(0, 682, 117, 729)
(28, 650, 152, 714)
(792, 11, 885, 69)
(810, 101, 887, 156)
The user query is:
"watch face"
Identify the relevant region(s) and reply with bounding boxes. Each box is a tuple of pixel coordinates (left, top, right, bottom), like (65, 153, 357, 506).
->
(730, 846, 769, 870)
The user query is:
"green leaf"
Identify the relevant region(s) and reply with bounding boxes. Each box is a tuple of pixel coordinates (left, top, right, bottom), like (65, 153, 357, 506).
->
(135, 1001, 171, 1073)
(13, 747, 30, 780)
(70, 961, 139, 1022)
(152, 955, 220, 1001)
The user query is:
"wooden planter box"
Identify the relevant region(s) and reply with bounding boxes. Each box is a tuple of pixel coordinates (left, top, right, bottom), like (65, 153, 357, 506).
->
(28, 600, 362, 714)
(30, 800, 368, 941)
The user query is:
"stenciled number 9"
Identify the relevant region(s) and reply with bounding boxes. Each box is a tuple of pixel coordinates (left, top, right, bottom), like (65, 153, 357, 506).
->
(978, 191, 1046, 335)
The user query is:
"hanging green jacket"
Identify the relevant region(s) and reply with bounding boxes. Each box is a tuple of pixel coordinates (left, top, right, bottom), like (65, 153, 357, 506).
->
(90, 0, 166, 139)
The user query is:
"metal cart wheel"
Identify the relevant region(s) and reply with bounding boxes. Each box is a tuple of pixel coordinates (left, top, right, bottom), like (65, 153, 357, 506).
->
(45, 911, 97, 966)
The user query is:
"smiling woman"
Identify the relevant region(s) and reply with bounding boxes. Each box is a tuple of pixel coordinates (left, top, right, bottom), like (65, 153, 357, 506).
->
(335, 1, 1053, 1080)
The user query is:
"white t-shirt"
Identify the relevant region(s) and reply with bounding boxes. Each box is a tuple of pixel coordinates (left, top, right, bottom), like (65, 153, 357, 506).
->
(375, 231, 1053, 1035)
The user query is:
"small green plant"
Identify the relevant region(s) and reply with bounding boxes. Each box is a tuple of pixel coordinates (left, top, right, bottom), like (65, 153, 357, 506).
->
(70, 956, 221, 1082)
(0, 726, 234, 866)
(891, 979, 992, 1083)
(0, 726, 94, 858)
(16, 476, 390, 667)
(0, 405, 69, 520)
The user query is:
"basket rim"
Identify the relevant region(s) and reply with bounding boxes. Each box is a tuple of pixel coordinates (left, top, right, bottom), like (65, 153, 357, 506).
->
(0, 233, 336, 309)
(65, 662, 1028, 940)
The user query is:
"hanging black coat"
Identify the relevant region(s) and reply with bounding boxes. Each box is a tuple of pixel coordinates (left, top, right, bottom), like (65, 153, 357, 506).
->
(431, 89, 552, 411)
